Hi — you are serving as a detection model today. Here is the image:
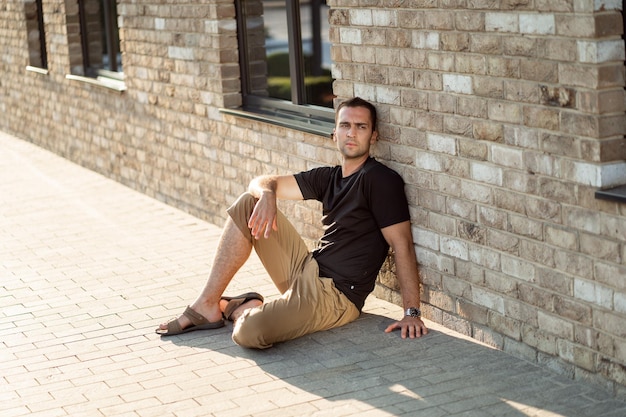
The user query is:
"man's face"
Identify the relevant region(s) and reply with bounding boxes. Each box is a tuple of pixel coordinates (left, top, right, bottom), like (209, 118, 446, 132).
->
(333, 106, 378, 160)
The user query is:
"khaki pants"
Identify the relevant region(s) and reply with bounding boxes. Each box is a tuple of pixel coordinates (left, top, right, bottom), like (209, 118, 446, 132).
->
(226, 193, 360, 349)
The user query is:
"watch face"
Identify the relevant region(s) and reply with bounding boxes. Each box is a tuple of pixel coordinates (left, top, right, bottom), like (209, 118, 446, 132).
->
(406, 308, 421, 317)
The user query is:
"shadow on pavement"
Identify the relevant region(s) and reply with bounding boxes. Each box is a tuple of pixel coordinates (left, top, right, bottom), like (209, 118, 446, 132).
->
(168, 312, 619, 416)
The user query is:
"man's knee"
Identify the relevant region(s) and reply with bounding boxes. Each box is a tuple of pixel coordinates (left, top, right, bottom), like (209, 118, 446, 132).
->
(229, 192, 256, 216)
(232, 311, 273, 349)
(227, 192, 256, 241)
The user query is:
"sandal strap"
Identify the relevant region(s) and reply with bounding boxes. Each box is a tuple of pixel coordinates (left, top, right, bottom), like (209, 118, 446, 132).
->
(182, 306, 208, 326)
(166, 318, 183, 334)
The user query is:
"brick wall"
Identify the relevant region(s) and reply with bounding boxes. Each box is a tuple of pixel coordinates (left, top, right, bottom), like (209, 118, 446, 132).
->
(1, 0, 625, 396)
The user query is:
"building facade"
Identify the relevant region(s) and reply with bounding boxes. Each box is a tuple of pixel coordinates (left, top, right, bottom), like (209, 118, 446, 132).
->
(1, 0, 625, 396)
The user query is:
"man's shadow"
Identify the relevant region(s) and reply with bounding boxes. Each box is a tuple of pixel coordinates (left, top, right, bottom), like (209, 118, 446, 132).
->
(168, 312, 604, 416)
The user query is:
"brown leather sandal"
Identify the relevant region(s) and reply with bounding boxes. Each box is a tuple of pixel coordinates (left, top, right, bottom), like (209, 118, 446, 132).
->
(221, 292, 264, 321)
(156, 306, 225, 336)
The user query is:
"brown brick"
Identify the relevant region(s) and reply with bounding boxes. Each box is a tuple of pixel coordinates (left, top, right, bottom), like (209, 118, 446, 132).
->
(429, 288, 456, 311)
(525, 196, 561, 222)
(593, 310, 626, 338)
(473, 75, 504, 98)
(503, 36, 537, 57)
(488, 100, 522, 123)
(577, 89, 625, 114)
(387, 29, 412, 48)
(441, 32, 470, 52)
(520, 59, 558, 83)
(424, 10, 455, 30)
(556, 14, 596, 37)
(397, 10, 426, 29)
(429, 212, 457, 236)
(414, 111, 444, 131)
(329, 8, 349, 25)
(503, 170, 539, 194)
(487, 56, 520, 78)
(419, 189, 447, 213)
(470, 33, 502, 55)
(443, 275, 472, 298)
(580, 233, 621, 263)
(376, 48, 402, 67)
(457, 299, 489, 324)
(559, 112, 600, 138)
(478, 206, 507, 230)
(456, 54, 486, 75)
(401, 89, 428, 110)
(554, 250, 594, 279)
(521, 239, 556, 269)
(522, 324, 558, 355)
(455, 11, 485, 31)
(540, 133, 580, 158)
(416, 71, 443, 90)
(559, 340, 598, 371)
(504, 298, 538, 327)
(536, 38, 577, 62)
(493, 188, 525, 215)
(472, 120, 503, 142)
(428, 92, 456, 113)
(594, 12, 624, 37)
(456, 259, 486, 285)
(554, 295, 592, 325)
(487, 229, 520, 254)
(457, 96, 488, 118)
(538, 177, 577, 204)
(489, 311, 522, 340)
(485, 271, 518, 295)
(598, 113, 626, 139)
(505, 80, 539, 103)
(444, 115, 473, 137)
(523, 106, 559, 131)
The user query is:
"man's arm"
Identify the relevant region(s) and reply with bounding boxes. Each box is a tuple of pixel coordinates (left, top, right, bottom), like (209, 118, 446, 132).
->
(248, 175, 303, 200)
(380, 220, 428, 339)
(247, 175, 303, 239)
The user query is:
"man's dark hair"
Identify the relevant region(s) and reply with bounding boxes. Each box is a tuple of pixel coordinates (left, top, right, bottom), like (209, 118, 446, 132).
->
(336, 97, 378, 132)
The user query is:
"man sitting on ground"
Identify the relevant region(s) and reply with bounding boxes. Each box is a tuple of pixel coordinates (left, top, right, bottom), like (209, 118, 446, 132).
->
(157, 97, 428, 348)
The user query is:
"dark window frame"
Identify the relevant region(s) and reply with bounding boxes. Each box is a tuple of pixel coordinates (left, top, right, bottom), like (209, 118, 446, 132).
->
(231, 0, 335, 135)
(25, 0, 48, 70)
(78, 0, 122, 79)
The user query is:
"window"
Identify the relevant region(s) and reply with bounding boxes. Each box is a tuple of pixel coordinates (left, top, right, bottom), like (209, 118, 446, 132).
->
(234, 0, 335, 133)
(78, 0, 122, 79)
(25, 0, 47, 69)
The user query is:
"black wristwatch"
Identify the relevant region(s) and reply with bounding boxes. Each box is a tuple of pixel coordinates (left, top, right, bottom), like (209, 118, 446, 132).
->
(405, 307, 421, 318)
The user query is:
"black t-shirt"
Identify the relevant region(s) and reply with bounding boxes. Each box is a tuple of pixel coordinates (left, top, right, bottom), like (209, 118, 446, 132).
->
(294, 157, 410, 311)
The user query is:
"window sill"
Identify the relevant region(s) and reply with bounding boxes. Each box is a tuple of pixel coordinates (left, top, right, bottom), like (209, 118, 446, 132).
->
(65, 74, 126, 92)
(595, 184, 626, 203)
(220, 107, 334, 138)
(26, 66, 49, 75)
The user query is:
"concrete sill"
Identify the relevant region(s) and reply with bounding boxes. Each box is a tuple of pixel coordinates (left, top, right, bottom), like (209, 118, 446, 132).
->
(66, 74, 126, 92)
(220, 107, 333, 138)
(26, 66, 49, 75)
(595, 184, 626, 203)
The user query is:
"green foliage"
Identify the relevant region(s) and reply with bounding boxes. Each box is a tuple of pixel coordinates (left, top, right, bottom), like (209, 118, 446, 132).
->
(266, 52, 334, 107)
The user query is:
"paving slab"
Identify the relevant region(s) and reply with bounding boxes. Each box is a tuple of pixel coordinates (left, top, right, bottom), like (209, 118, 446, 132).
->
(1, 131, 626, 417)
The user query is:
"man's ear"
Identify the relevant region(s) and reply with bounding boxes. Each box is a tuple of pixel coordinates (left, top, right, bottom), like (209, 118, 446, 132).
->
(331, 129, 337, 141)
(371, 130, 378, 143)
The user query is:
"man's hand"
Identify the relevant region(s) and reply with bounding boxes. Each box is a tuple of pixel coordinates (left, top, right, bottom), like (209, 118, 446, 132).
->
(248, 191, 278, 239)
(385, 316, 428, 339)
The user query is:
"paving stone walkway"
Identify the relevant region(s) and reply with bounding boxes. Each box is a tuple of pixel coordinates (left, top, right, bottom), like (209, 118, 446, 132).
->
(2, 131, 626, 417)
